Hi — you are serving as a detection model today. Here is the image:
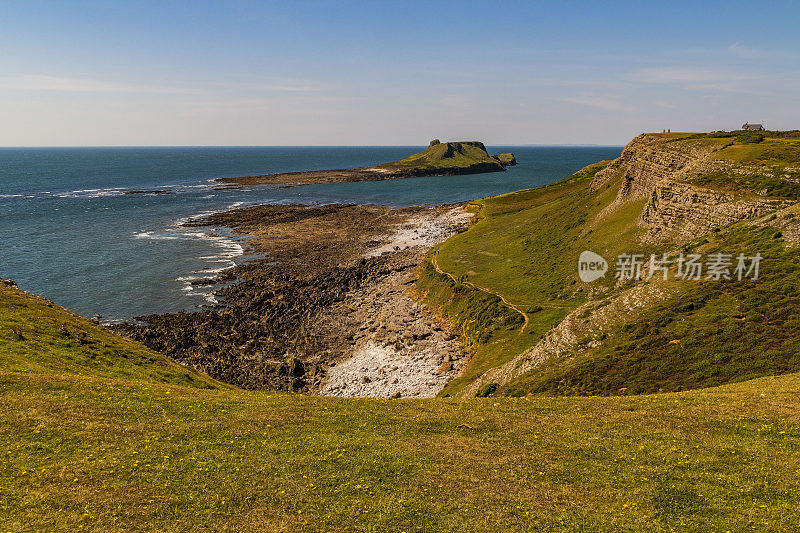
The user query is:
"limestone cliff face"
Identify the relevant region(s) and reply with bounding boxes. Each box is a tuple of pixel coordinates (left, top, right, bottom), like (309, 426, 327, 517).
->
(591, 134, 698, 199)
(592, 134, 789, 243)
(463, 133, 794, 396)
(640, 181, 789, 242)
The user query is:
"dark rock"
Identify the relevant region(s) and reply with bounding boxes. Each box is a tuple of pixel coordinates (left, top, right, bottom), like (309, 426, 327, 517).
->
(290, 358, 305, 378)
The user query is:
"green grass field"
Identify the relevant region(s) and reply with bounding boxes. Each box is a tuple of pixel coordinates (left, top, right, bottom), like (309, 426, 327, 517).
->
(3, 282, 800, 531)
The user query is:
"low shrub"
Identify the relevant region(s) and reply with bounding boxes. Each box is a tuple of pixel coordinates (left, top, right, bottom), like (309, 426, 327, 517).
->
(476, 383, 499, 397)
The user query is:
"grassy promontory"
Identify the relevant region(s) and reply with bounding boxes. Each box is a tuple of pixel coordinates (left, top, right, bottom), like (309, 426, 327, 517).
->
(3, 281, 800, 530)
(216, 141, 516, 186)
(377, 140, 514, 176)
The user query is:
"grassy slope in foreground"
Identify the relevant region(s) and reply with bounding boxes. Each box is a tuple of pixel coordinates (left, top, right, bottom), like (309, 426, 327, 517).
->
(3, 276, 800, 530)
(0, 282, 219, 388)
(420, 133, 800, 397)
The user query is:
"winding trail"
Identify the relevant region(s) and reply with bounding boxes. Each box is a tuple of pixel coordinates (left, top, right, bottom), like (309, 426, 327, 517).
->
(431, 252, 530, 335)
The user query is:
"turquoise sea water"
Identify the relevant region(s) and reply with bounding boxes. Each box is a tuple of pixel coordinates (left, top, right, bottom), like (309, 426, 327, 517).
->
(0, 146, 621, 321)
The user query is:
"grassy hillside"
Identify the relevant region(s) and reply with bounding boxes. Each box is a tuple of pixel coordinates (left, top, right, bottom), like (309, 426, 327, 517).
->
(2, 282, 800, 530)
(4, 367, 800, 531)
(418, 133, 800, 397)
(418, 158, 652, 395)
(0, 282, 219, 388)
(378, 141, 507, 175)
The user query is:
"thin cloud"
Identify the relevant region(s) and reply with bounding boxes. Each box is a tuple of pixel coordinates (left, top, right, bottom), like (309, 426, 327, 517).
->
(676, 44, 761, 58)
(205, 77, 325, 93)
(729, 42, 759, 58)
(0, 75, 325, 97)
(625, 67, 761, 85)
(439, 95, 470, 107)
(263, 84, 320, 92)
(180, 94, 363, 116)
(558, 95, 637, 112)
(654, 101, 678, 110)
(623, 67, 771, 94)
(0, 74, 201, 94)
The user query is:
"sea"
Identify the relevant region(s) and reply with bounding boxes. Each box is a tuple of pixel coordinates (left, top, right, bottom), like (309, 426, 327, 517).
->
(0, 146, 621, 322)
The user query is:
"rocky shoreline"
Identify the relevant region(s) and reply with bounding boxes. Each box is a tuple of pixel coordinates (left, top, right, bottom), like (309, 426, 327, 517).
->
(113, 202, 472, 398)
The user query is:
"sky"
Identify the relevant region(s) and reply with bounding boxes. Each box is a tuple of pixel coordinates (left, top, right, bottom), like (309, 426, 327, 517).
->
(1, 0, 799, 146)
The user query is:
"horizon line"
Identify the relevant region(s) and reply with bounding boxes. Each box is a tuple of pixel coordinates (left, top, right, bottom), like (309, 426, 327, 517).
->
(0, 143, 625, 149)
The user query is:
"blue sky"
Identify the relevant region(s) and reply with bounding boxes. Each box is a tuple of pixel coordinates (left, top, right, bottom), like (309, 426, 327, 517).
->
(1, 0, 798, 145)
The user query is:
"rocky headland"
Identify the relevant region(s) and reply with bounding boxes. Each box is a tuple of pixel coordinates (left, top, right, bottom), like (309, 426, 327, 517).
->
(216, 140, 516, 187)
